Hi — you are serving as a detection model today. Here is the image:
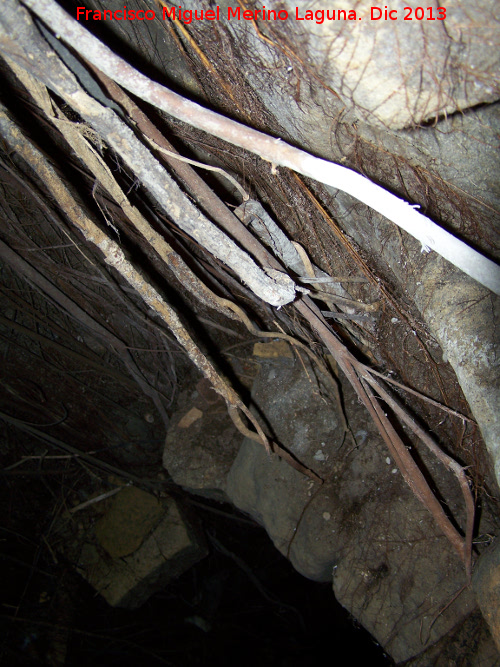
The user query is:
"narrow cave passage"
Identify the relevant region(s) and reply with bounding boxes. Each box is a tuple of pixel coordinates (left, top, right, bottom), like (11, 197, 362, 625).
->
(0, 0, 499, 664)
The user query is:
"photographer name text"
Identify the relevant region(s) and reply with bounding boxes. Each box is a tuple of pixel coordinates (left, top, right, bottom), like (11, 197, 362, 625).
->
(76, 5, 447, 24)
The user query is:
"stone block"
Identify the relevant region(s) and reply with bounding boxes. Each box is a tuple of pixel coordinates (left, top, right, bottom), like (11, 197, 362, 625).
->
(76, 487, 207, 608)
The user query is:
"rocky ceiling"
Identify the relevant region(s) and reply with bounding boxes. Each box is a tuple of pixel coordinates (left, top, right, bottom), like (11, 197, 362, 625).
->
(0, 0, 499, 664)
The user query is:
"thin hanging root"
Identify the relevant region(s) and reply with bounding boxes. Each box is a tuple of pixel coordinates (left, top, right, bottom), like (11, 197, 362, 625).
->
(2, 56, 323, 482)
(365, 368, 475, 424)
(83, 55, 474, 567)
(227, 405, 323, 483)
(360, 370, 474, 576)
(0, 100, 322, 483)
(293, 176, 451, 404)
(144, 135, 249, 201)
(294, 299, 474, 577)
(236, 0, 342, 103)
(0, 6, 475, 572)
(19, 0, 500, 295)
(157, 0, 241, 110)
(0, 106, 276, 467)
(216, 296, 352, 438)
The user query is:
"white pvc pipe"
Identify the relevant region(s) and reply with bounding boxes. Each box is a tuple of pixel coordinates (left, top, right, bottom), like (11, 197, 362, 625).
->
(299, 155, 500, 294)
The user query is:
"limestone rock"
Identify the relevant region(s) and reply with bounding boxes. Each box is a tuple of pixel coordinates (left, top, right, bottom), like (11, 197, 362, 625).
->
(240, 0, 500, 129)
(76, 489, 207, 609)
(473, 538, 500, 653)
(94, 485, 164, 558)
(163, 389, 241, 500)
(226, 355, 479, 662)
